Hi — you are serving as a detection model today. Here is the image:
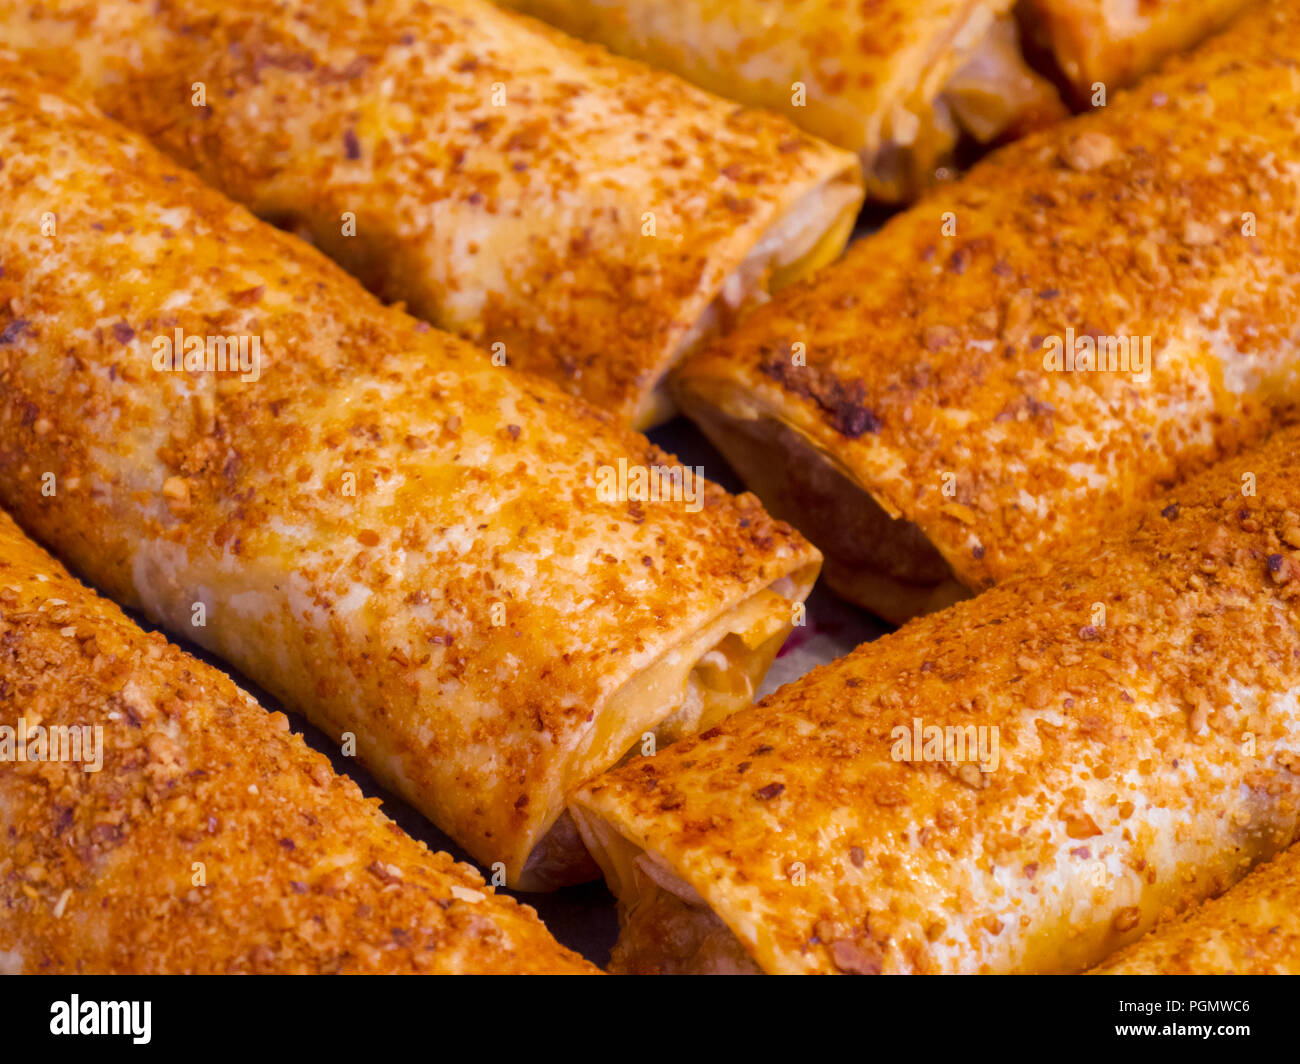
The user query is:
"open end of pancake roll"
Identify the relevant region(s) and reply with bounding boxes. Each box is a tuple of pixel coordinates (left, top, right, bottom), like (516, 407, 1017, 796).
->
(570, 813, 761, 974)
(499, 1, 1066, 205)
(866, 12, 1066, 201)
(634, 166, 864, 429)
(673, 380, 970, 625)
(518, 565, 819, 891)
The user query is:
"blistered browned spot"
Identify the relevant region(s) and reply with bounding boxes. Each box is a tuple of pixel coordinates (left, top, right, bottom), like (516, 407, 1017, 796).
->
(758, 354, 881, 438)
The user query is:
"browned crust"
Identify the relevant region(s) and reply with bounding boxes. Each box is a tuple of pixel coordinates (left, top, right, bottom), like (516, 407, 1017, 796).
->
(0, 508, 595, 974)
(500, 1, 1068, 201)
(574, 423, 1300, 974)
(0, 0, 862, 424)
(1092, 843, 1300, 974)
(674, 0, 1300, 606)
(1020, 0, 1259, 103)
(0, 62, 821, 883)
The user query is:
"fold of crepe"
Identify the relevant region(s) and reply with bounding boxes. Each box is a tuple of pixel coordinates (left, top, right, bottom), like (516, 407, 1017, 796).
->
(0, 0, 863, 428)
(0, 508, 596, 974)
(1091, 842, 1300, 975)
(499, 0, 1066, 202)
(1019, 0, 1259, 105)
(572, 423, 1300, 974)
(0, 62, 821, 890)
(673, 0, 1300, 624)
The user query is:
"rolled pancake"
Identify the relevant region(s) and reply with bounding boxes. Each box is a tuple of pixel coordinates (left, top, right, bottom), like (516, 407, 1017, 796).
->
(572, 424, 1300, 973)
(1092, 843, 1300, 975)
(0, 63, 821, 890)
(499, 0, 1065, 201)
(1020, 0, 1258, 105)
(0, 508, 595, 974)
(673, 0, 1300, 623)
(0, 0, 863, 428)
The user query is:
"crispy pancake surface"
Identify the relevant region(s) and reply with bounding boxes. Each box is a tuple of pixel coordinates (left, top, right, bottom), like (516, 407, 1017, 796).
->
(0, 61, 820, 885)
(0, 510, 595, 974)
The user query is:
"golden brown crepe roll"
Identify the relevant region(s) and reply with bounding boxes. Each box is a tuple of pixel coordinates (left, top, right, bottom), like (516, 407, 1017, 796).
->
(499, 0, 1065, 201)
(673, 0, 1300, 624)
(0, 63, 821, 890)
(571, 425, 1300, 974)
(0, 0, 863, 428)
(1092, 843, 1300, 975)
(1019, 0, 1258, 105)
(0, 509, 595, 975)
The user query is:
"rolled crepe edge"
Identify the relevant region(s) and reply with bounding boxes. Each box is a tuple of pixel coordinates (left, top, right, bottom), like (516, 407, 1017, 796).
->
(671, 372, 973, 624)
(514, 554, 822, 889)
(631, 160, 864, 429)
(568, 793, 782, 974)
